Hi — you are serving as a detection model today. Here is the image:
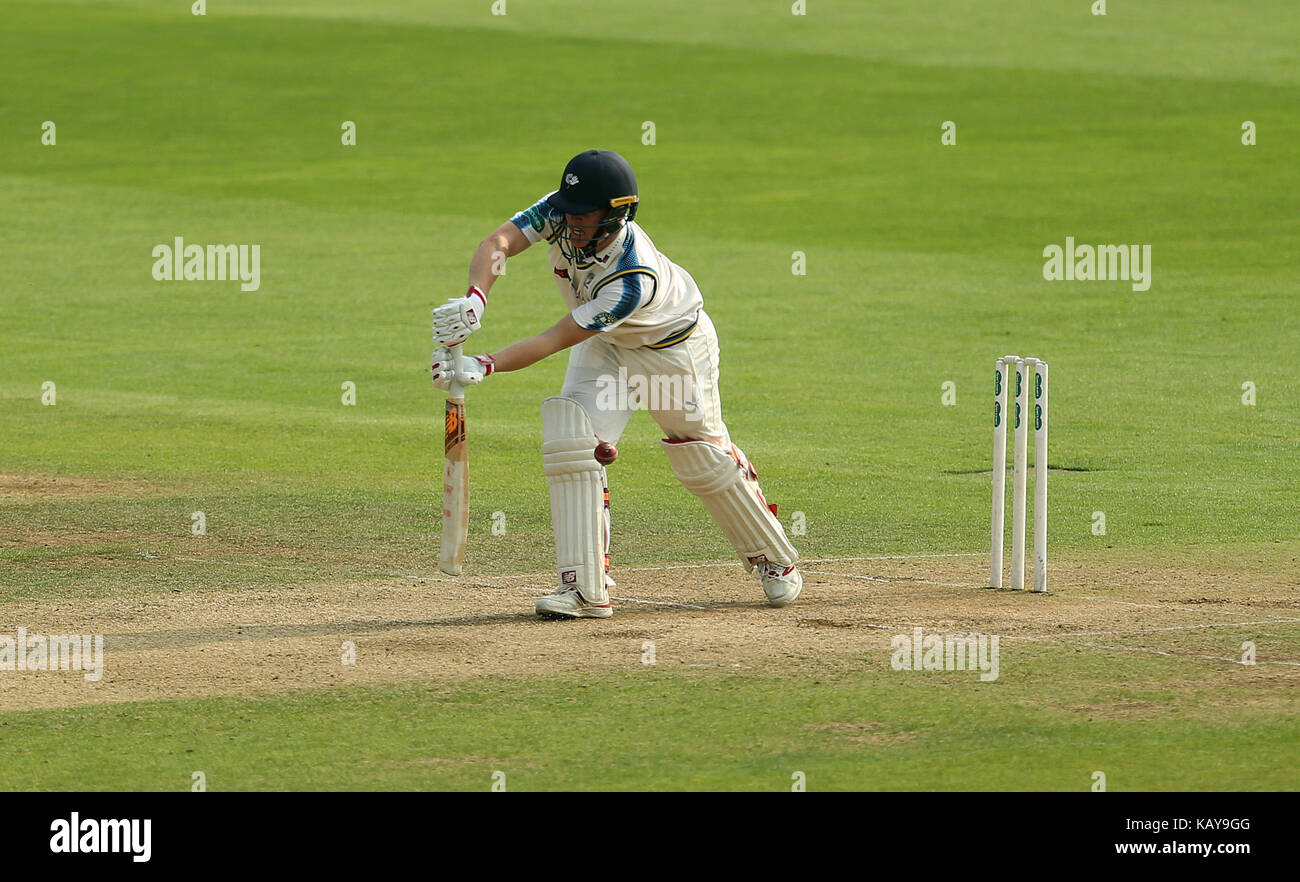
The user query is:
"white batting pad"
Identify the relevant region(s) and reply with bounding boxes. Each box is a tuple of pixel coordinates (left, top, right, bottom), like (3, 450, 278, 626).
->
(541, 397, 607, 603)
(660, 440, 798, 572)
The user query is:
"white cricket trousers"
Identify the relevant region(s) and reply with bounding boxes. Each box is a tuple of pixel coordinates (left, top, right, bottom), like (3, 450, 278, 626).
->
(560, 310, 729, 445)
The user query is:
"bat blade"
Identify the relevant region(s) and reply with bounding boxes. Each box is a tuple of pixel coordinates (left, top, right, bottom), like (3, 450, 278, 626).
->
(439, 356, 469, 575)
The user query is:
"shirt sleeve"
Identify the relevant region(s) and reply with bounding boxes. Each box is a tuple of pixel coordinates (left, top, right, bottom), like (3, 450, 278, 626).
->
(509, 191, 561, 244)
(570, 268, 659, 331)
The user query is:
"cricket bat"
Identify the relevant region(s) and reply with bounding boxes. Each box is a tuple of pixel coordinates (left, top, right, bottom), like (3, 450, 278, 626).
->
(439, 343, 470, 575)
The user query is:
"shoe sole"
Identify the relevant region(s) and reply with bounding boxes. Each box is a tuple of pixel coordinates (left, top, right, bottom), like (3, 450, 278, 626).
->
(765, 582, 803, 608)
(535, 605, 613, 620)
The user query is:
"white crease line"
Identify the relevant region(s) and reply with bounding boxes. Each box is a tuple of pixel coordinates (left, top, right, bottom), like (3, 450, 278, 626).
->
(805, 570, 889, 584)
(614, 596, 708, 610)
(608, 562, 740, 573)
(801, 552, 986, 563)
(165, 552, 982, 583)
(175, 556, 309, 573)
(554, 553, 986, 575)
(169, 555, 707, 606)
(172, 561, 708, 610)
(155, 555, 1300, 626)
(124, 552, 1300, 661)
(175, 556, 458, 584)
(805, 565, 1299, 622)
(493, 552, 985, 579)
(478, 569, 554, 580)
(802, 569, 982, 589)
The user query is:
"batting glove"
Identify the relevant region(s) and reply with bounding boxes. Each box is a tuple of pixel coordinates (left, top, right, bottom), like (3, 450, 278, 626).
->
(432, 285, 486, 346)
(431, 347, 494, 391)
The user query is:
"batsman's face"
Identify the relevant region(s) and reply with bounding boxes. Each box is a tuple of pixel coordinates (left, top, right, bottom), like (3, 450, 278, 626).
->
(565, 208, 609, 249)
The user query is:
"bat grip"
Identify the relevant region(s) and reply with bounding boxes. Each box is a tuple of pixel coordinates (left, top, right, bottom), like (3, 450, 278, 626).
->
(448, 342, 466, 398)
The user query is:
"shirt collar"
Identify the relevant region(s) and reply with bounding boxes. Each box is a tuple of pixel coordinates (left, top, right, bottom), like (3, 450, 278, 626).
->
(591, 224, 629, 266)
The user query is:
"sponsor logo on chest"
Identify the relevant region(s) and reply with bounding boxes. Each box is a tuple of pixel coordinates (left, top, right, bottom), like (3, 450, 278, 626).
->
(565, 268, 597, 301)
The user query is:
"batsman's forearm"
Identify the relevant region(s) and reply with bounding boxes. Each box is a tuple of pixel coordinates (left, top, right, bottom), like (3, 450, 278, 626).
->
(486, 316, 596, 373)
(488, 333, 560, 373)
(468, 233, 511, 294)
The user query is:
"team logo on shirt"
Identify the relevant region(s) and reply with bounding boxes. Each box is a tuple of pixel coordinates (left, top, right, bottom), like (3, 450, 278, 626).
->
(524, 206, 546, 232)
(553, 267, 570, 279)
(591, 312, 616, 327)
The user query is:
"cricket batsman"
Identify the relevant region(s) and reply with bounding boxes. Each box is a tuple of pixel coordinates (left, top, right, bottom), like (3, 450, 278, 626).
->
(431, 149, 802, 618)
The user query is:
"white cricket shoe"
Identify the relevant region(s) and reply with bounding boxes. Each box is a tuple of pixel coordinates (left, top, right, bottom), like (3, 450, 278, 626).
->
(758, 562, 803, 607)
(535, 585, 613, 619)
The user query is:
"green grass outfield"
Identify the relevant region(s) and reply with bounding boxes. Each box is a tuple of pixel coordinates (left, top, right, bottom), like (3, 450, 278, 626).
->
(1, 0, 1297, 790)
(3, 651, 1297, 792)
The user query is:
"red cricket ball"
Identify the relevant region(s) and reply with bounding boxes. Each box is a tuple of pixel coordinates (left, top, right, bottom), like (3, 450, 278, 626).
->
(594, 441, 618, 465)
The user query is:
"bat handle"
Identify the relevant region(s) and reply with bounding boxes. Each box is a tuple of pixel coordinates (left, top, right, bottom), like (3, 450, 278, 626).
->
(448, 342, 466, 399)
